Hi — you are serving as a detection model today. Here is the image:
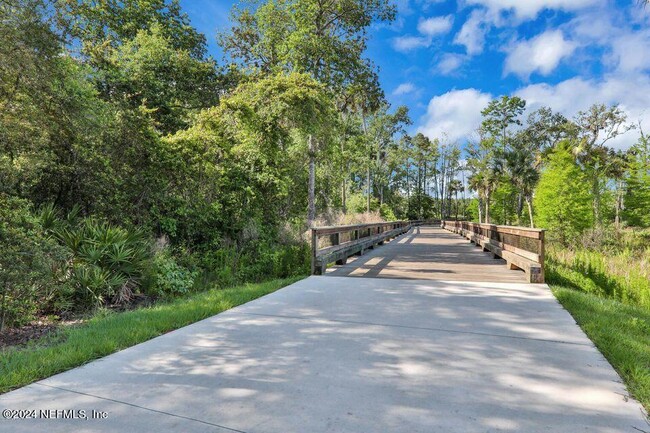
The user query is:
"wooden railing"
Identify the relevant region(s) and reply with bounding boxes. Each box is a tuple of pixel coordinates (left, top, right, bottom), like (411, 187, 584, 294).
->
(311, 220, 435, 275)
(442, 221, 545, 283)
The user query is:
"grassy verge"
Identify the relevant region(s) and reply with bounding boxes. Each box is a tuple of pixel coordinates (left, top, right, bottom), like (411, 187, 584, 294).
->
(0, 276, 303, 394)
(550, 286, 650, 412)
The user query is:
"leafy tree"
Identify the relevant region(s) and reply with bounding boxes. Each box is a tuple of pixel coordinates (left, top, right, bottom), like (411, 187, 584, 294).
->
(506, 142, 539, 227)
(574, 103, 633, 225)
(58, 0, 208, 57)
(480, 96, 526, 224)
(219, 0, 394, 99)
(624, 130, 650, 227)
(467, 133, 499, 223)
(481, 96, 526, 149)
(220, 0, 395, 223)
(364, 105, 411, 209)
(57, 0, 222, 134)
(160, 72, 334, 238)
(107, 23, 220, 133)
(534, 141, 593, 245)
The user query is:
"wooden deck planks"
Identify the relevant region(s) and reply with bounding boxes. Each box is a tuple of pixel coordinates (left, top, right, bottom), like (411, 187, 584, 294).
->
(325, 225, 529, 283)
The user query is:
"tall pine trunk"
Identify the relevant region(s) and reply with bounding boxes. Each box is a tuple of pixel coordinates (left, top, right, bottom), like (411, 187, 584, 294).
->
(308, 134, 316, 227)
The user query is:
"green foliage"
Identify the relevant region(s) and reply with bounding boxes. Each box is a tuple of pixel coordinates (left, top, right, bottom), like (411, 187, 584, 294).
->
(50, 217, 152, 309)
(347, 192, 378, 213)
(196, 237, 310, 288)
(219, 0, 395, 100)
(623, 133, 650, 227)
(108, 23, 220, 133)
(534, 141, 593, 244)
(58, 0, 209, 58)
(147, 251, 197, 298)
(0, 195, 65, 330)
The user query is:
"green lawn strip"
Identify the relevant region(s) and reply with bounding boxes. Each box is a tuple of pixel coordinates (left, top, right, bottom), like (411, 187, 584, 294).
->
(551, 286, 650, 412)
(0, 276, 303, 394)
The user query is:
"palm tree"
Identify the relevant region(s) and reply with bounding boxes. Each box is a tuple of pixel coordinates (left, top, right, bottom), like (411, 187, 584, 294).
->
(506, 147, 539, 227)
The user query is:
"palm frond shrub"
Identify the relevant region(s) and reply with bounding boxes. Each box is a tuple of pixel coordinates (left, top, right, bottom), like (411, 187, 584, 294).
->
(50, 218, 152, 310)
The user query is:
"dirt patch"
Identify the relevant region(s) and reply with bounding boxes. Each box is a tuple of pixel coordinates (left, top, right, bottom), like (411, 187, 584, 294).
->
(0, 294, 156, 350)
(0, 321, 58, 349)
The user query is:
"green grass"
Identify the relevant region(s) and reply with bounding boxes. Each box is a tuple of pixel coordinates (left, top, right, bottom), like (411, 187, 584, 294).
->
(550, 286, 650, 413)
(0, 276, 303, 394)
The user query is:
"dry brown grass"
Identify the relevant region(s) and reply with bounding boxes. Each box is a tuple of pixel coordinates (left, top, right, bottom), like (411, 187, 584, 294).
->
(312, 211, 385, 227)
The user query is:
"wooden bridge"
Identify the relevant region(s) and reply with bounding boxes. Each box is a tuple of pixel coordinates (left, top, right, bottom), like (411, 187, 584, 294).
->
(311, 220, 545, 283)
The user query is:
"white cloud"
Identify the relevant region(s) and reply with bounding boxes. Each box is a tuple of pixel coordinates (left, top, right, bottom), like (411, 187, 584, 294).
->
(417, 15, 454, 36)
(607, 30, 650, 73)
(516, 73, 650, 149)
(436, 53, 466, 75)
(393, 82, 418, 96)
(454, 9, 490, 55)
(417, 88, 492, 142)
(393, 14, 453, 52)
(504, 30, 577, 78)
(392, 35, 431, 52)
(465, 0, 601, 21)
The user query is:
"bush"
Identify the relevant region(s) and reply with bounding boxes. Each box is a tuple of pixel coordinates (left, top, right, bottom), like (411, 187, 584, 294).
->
(0, 195, 64, 331)
(50, 217, 153, 310)
(147, 251, 197, 298)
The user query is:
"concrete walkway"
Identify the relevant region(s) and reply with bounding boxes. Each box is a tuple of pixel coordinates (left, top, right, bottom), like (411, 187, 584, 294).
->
(1, 276, 647, 432)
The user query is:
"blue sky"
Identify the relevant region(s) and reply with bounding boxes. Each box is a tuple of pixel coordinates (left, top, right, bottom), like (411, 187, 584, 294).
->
(180, 0, 650, 149)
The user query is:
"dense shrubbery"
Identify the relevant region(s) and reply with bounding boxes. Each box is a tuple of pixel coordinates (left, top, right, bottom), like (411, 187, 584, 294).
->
(0, 196, 66, 330)
(0, 199, 311, 329)
(147, 251, 197, 298)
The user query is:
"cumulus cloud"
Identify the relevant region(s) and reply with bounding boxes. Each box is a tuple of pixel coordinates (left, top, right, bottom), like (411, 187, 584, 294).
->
(417, 88, 492, 142)
(392, 35, 431, 51)
(465, 0, 601, 21)
(417, 15, 454, 36)
(393, 14, 453, 52)
(504, 30, 577, 78)
(436, 53, 466, 75)
(393, 82, 418, 96)
(607, 30, 650, 73)
(454, 9, 490, 55)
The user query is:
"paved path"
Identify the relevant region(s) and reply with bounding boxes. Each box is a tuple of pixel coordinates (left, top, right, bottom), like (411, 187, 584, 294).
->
(327, 226, 528, 282)
(1, 276, 647, 432)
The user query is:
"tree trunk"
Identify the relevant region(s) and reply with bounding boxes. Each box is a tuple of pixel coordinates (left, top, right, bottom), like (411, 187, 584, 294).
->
(525, 196, 534, 228)
(478, 196, 483, 223)
(517, 193, 524, 225)
(484, 191, 490, 224)
(342, 179, 346, 214)
(361, 113, 371, 213)
(614, 179, 623, 229)
(592, 174, 601, 226)
(0, 281, 7, 333)
(341, 138, 347, 214)
(308, 134, 316, 227)
(366, 166, 371, 213)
